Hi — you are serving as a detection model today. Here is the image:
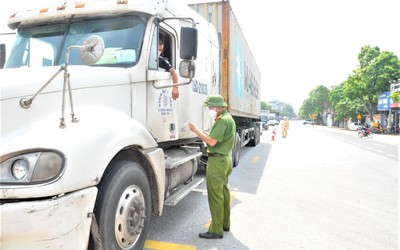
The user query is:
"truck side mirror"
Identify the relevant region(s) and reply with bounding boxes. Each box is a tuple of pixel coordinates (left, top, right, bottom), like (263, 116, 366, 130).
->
(180, 27, 197, 60)
(0, 44, 5, 69)
(79, 35, 104, 65)
(179, 60, 195, 79)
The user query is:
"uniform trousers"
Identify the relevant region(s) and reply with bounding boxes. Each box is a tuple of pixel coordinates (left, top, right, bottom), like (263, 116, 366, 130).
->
(206, 155, 232, 235)
(282, 127, 288, 137)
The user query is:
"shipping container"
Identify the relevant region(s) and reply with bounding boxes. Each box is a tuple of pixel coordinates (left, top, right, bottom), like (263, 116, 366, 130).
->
(189, 0, 262, 165)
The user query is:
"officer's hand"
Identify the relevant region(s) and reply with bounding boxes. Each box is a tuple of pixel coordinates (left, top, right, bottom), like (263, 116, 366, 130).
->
(188, 121, 197, 132)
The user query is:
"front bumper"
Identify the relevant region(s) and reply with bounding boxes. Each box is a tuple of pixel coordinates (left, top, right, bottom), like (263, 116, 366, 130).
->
(0, 187, 97, 250)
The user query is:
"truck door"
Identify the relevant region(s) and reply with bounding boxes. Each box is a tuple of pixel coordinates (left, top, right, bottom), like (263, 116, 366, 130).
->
(146, 26, 178, 143)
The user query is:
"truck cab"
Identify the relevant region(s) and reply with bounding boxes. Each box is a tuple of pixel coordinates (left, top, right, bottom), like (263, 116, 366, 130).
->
(0, 0, 220, 249)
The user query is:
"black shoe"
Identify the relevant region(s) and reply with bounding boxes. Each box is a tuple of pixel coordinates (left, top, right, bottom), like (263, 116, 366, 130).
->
(223, 227, 230, 232)
(199, 232, 223, 239)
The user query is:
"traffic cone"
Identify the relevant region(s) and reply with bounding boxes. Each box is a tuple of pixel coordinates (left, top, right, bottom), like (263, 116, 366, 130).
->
(271, 128, 276, 141)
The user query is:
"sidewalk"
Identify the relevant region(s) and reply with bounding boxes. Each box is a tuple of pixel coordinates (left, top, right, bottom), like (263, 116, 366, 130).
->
(326, 125, 399, 146)
(370, 132, 399, 146)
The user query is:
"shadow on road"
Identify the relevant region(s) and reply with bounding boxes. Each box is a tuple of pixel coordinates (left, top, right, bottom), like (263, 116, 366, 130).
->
(228, 141, 273, 195)
(146, 187, 250, 249)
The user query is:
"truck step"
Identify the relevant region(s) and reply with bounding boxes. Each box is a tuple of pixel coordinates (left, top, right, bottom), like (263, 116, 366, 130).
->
(164, 177, 204, 206)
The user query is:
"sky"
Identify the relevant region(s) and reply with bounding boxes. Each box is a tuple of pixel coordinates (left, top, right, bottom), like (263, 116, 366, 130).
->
(1, 0, 400, 113)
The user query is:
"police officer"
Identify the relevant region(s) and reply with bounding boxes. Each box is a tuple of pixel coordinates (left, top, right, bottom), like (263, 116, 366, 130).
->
(281, 116, 289, 138)
(188, 94, 236, 239)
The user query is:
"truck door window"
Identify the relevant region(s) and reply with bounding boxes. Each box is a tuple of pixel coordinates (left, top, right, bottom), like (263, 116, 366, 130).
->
(159, 32, 173, 65)
(148, 30, 158, 70)
(149, 28, 175, 71)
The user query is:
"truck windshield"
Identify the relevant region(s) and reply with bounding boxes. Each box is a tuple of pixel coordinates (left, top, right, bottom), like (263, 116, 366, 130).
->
(5, 15, 147, 68)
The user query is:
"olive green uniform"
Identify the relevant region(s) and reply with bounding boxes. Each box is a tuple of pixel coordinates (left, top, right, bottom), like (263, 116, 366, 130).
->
(207, 109, 236, 236)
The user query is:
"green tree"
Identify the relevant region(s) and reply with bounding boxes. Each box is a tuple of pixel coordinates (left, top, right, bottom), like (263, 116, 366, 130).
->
(281, 104, 296, 118)
(298, 98, 313, 119)
(309, 85, 331, 114)
(299, 85, 330, 120)
(329, 83, 344, 109)
(345, 46, 400, 117)
(329, 83, 346, 120)
(302, 46, 400, 121)
(388, 91, 400, 103)
(342, 74, 367, 118)
(329, 83, 363, 121)
(260, 101, 271, 110)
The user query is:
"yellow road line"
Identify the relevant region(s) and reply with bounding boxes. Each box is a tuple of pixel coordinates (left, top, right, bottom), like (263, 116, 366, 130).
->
(144, 240, 196, 250)
(251, 155, 259, 164)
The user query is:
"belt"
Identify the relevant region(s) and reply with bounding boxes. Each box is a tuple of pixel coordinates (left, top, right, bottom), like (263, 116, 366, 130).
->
(208, 153, 227, 157)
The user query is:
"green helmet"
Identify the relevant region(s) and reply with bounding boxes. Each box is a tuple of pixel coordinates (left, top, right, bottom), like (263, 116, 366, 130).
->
(204, 94, 228, 107)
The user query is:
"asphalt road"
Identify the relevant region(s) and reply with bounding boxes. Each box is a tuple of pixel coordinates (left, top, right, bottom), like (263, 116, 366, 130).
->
(145, 122, 398, 250)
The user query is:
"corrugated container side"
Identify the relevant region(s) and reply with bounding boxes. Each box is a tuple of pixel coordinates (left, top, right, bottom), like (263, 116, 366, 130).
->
(189, 1, 261, 119)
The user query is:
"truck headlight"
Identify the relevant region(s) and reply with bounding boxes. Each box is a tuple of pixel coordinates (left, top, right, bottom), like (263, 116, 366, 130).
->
(0, 150, 65, 185)
(11, 159, 29, 180)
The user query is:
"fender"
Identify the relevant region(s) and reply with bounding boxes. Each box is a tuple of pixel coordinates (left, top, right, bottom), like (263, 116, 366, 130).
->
(0, 106, 165, 203)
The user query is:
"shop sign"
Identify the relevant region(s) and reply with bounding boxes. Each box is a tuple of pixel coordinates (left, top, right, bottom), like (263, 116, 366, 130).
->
(378, 92, 390, 111)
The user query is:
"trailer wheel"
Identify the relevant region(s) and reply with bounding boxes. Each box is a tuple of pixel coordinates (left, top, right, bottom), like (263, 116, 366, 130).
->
(256, 125, 261, 145)
(232, 132, 240, 167)
(249, 125, 260, 146)
(93, 160, 151, 250)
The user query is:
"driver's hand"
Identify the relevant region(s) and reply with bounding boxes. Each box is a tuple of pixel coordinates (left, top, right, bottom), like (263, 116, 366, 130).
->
(172, 87, 179, 100)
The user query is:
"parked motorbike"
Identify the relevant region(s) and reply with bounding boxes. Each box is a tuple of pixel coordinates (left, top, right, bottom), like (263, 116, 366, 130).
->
(358, 126, 373, 138)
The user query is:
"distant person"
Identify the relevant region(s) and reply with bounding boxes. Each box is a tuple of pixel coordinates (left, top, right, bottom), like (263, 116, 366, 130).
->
(376, 121, 385, 133)
(360, 123, 369, 136)
(281, 116, 289, 138)
(188, 94, 236, 239)
(158, 38, 179, 100)
(377, 121, 382, 129)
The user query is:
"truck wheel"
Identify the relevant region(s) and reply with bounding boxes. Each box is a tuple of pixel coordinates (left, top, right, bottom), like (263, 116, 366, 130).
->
(249, 125, 260, 146)
(255, 125, 261, 145)
(93, 160, 151, 250)
(232, 132, 240, 167)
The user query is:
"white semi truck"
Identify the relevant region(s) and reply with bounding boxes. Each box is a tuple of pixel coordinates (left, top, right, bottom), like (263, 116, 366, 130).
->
(0, 0, 260, 249)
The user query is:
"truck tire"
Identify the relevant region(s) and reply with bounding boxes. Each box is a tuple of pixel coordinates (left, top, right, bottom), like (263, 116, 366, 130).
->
(92, 160, 151, 250)
(256, 125, 261, 145)
(232, 132, 240, 167)
(249, 125, 260, 146)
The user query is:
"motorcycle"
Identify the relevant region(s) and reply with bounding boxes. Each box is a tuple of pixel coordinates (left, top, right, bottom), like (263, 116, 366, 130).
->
(358, 126, 373, 138)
